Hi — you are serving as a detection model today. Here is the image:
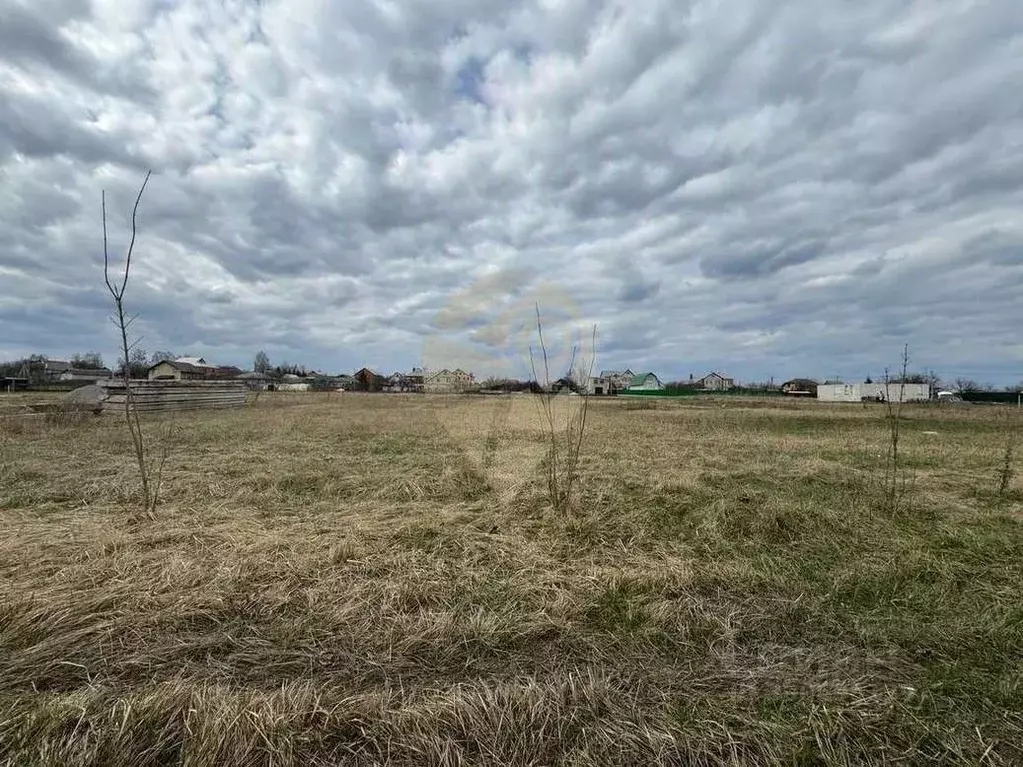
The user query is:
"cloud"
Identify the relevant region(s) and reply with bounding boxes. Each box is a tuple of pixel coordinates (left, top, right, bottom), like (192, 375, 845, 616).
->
(1, 0, 1022, 385)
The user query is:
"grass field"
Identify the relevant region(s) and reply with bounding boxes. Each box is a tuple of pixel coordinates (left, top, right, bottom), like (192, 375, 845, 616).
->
(1, 393, 1021, 765)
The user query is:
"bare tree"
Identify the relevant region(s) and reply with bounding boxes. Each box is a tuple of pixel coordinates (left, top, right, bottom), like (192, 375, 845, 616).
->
(103, 170, 165, 516)
(881, 344, 914, 513)
(953, 377, 980, 393)
(529, 305, 596, 513)
(254, 350, 271, 374)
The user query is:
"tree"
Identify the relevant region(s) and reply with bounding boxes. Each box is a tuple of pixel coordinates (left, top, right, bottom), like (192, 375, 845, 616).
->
(71, 352, 105, 370)
(254, 350, 271, 374)
(117, 347, 149, 378)
(104, 169, 164, 516)
(954, 377, 980, 393)
(150, 350, 176, 365)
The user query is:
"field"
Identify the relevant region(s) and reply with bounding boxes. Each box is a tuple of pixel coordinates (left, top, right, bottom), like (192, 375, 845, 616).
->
(1, 393, 1021, 765)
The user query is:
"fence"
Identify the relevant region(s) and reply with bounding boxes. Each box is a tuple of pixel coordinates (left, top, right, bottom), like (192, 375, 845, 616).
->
(619, 388, 784, 398)
(97, 380, 247, 413)
(959, 391, 1023, 405)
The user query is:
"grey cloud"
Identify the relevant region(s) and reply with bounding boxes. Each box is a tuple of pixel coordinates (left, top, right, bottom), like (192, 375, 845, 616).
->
(700, 237, 829, 280)
(0, 1, 92, 78)
(0, 91, 136, 166)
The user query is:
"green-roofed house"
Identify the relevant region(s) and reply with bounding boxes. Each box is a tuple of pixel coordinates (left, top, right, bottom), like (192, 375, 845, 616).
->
(628, 372, 663, 391)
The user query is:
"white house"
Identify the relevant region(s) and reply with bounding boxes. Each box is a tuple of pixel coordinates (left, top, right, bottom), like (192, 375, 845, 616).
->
(817, 383, 931, 403)
(424, 368, 475, 393)
(588, 369, 634, 395)
(695, 371, 734, 390)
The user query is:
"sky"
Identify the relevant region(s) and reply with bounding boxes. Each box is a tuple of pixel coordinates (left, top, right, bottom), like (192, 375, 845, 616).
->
(1, 0, 1022, 386)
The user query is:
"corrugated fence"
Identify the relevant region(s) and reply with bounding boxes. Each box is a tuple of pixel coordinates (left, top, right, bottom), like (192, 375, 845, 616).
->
(98, 380, 247, 413)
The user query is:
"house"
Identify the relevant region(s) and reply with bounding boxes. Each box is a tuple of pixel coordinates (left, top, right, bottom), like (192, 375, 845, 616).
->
(213, 366, 244, 379)
(628, 372, 664, 391)
(816, 382, 931, 403)
(43, 360, 72, 381)
(236, 371, 269, 391)
(332, 374, 359, 391)
(695, 372, 734, 390)
(551, 377, 585, 394)
(781, 378, 818, 397)
(401, 367, 427, 393)
(148, 358, 216, 381)
(354, 367, 384, 392)
(175, 356, 215, 369)
(588, 369, 634, 395)
(423, 368, 475, 393)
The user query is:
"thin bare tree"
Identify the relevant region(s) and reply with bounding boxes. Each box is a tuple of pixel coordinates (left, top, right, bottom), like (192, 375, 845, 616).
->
(529, 305, 596, 512)
(103, 170, 165, 515)
(881, 343, 914, 513)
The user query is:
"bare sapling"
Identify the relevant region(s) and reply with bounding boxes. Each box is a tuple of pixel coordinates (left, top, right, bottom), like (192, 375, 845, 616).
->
(881, 343, 913, 513)
(997, 429, 1015, 496)
(103, 170, 164, 516)
(529, 305, 596, 512)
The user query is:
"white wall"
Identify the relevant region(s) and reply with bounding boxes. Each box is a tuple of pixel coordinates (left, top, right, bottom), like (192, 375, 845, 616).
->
(817, 383, 930, 402)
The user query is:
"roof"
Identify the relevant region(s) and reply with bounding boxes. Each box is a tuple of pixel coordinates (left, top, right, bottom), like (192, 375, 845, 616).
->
(150, 359, 206, 374)
(700, 371, 731, 380)
(236, 371, 268, 380)
(630, 372, 659, 386)
(174, 356, 214, 368)
(65, 367, 113, 377)
(598, 369, 633, 378)
(45, 360, 71, 372)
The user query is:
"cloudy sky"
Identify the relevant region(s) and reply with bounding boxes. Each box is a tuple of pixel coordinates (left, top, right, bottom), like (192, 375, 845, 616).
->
(2, 0, 1022, 385)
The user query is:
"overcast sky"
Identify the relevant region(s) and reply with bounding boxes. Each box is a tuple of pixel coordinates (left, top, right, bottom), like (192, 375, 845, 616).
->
(2, 0, 1022, 384)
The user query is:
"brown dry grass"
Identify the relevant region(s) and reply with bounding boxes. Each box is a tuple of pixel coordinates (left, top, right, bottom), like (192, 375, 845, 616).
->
(1, 393, 1022, 765)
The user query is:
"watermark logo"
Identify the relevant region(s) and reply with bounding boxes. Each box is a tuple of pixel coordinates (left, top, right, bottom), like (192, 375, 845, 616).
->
(423, 270, 589, 385)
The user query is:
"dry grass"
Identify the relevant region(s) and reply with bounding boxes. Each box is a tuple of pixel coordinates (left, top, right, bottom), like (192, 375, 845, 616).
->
(1, 393, 1022, 765)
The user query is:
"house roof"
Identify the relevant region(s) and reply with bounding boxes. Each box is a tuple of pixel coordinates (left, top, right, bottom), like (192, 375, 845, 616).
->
(630, 372, 659, 386)
(699, 371, 731, 381)
(237, 371, 268, 380)
(598, 369, 633, 378)
(45, 360, 71, 372)
(150, 359, 206, 374)
(175, 356, 213, 367)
